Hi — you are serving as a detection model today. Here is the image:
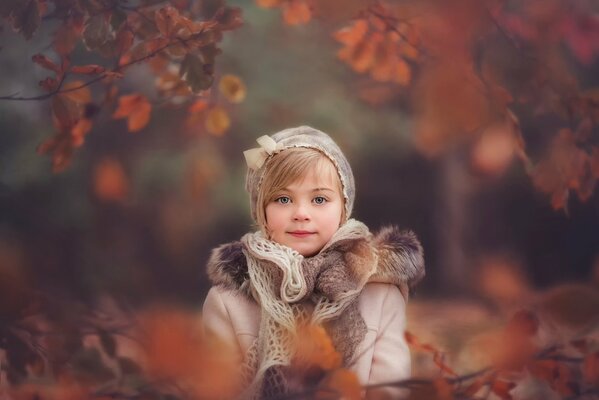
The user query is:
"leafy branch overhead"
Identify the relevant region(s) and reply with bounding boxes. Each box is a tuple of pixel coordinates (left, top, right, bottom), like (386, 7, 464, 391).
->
(0, 0, 244, 172)
(259, 0, 599, 212)
(2, 0, 598, 210)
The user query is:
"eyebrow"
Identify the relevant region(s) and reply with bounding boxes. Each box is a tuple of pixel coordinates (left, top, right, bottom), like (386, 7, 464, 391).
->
(312, 188, 335, 193)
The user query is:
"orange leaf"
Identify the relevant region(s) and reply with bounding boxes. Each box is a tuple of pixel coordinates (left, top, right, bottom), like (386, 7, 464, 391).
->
(70, 64, 106, 75)
(490, 380, 515, 399)
(93, 158, 128, 202)
(32, 53, 60, 73)
(52, 94, 80, 130)
(255, 0, 282, 8)
(283, 0, 311, 25)
(321, 369, 361, 400)
(204, 106, 230, 136)
(70, 118, 92, 147)
(112, 94, 152, 132)
(115, 29, 134, 55)
(61, 81, 92, 104)
(295, 325, 342, 371)
(219, 74, 246, 103)
(334, 19, 368, 46)
(188, 99, 208, 113)
(394, 58, 411, 85)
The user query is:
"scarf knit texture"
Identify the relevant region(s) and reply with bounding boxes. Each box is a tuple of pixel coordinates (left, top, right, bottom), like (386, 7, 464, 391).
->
(206, 219, 425, 399)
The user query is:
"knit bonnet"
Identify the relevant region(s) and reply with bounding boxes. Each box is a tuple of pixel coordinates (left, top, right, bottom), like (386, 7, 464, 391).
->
(244, 125, 355, 222)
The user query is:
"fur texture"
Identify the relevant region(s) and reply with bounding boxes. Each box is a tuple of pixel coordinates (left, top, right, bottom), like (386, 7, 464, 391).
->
(207, 226, 425, 299)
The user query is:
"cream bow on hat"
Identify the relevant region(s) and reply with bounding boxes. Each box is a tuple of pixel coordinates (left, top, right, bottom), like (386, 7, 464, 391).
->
(243, 135, 283, 170)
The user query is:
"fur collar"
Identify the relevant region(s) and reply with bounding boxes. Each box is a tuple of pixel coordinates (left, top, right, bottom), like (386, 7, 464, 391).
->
(207, 224, 425, 299)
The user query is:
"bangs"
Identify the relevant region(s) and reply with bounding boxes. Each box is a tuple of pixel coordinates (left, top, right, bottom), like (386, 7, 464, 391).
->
(256, 147, 345, 228)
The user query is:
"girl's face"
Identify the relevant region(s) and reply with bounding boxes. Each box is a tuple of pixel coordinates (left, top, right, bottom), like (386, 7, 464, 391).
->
(265, 161, 343, 257)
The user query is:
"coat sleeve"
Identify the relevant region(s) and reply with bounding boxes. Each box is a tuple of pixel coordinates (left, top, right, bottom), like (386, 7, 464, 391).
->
(366, 284, 411, 399)
(202, 286, 243, 363)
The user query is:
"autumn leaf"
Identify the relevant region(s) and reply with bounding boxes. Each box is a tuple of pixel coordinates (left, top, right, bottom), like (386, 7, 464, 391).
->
(180, 53, 214, 93)
(53, 16, 84, 56)
(394, 58, 411, 85)
(295, 325, 342, 371)
(205, 106, 230, 136)
(61, 81, 92, 104)
(32, 53, 60, 73)
(70, 119, 93, 147)
(334, 19, 369, 46)
(283, 0, 311, 25)
(70, 65, 106, 75)
(583, 351, 599, 386)
(155, 6, 181, 37)
(219, 74, 246, 103)
(320, 369, 361, 400)
(188, 99, 209, 113)
(256, 0, 283, 8)
(93, 158, 128, 202)
(139, 307, 241, 398)
(112, 94, 152, 132)
(5, 0, 41, 40)
(214, 6, 243, 31)
(490, 380, 516, 400)
(39, 77, 59, 92)
(52, 95, 80, 131)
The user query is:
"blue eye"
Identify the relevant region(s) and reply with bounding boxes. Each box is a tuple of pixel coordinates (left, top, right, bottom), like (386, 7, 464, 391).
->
(313, 196, 327, 205)
(276, 196, 291, 204)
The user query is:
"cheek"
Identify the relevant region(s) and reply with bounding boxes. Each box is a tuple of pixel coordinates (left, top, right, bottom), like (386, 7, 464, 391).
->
(265, 205, 284, 230)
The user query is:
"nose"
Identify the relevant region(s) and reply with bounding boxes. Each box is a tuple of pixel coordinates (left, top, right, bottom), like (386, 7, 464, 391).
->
(292, 203, 310, 221)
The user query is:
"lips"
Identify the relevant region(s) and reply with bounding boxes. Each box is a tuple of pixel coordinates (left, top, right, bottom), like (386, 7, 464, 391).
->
(288, 230, 315, 238)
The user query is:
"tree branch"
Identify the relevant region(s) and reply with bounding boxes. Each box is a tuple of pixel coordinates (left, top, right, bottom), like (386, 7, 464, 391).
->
(0, 30, 205, 102)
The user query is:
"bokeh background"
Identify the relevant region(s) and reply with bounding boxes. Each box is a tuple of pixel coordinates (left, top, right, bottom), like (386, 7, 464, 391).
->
(1, 0, 599, 391)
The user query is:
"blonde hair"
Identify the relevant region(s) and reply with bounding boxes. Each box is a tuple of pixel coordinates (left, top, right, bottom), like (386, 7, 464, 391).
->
(256, 147, 345, 231)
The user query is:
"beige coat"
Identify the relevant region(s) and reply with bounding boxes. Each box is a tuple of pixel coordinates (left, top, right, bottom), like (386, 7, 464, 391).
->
(202, 224, 424, 398)
(203, 282, 411, 398)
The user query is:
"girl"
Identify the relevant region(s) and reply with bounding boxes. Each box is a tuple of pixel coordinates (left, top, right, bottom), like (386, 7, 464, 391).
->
(203, 126, 424, 399)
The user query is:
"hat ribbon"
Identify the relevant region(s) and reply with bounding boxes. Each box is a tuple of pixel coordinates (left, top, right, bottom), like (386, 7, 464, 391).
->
(243, 135, 282, 170)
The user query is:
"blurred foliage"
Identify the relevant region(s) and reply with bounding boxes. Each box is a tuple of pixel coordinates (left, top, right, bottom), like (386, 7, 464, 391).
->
(1, 0, 599, 399)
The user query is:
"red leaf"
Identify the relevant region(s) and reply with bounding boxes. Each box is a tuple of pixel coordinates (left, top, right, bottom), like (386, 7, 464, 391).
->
(490, 380, 515, 400)
(53, 16, 83, 56)
(39, 77, 58, 92)
(32, 53, 60, 73)
(70, 64, 106, 75)
(583, 351, 599, 386)
(52, 94, 80, 130)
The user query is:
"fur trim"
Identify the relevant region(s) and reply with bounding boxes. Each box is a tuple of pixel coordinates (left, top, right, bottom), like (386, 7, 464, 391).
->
(207, 226, 425, 296)
(206, 241, 248, 292)
(371, 226, 425, 289)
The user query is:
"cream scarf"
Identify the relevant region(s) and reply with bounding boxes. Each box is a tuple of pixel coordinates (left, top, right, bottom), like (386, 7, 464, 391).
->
(239, 219, 378, 399)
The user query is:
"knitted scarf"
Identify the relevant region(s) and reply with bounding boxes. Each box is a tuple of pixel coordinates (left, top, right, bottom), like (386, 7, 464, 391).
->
(241, 220, 382, 398)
